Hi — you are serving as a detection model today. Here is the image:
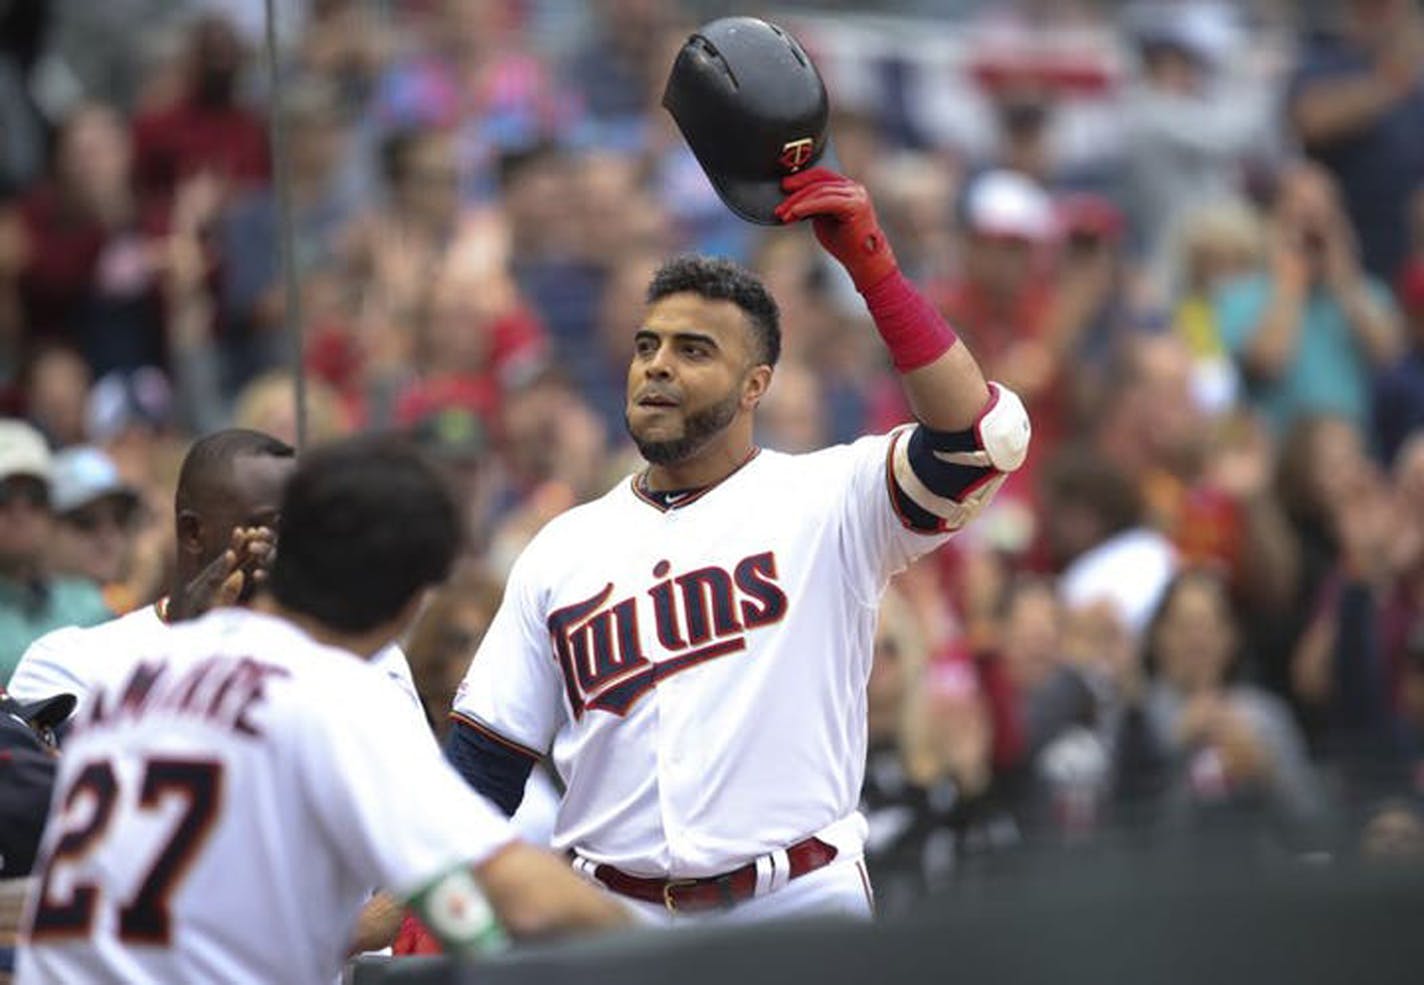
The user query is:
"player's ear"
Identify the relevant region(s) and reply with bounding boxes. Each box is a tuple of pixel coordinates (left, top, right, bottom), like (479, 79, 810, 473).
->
(741, 364, 772, 410)
(176, 510, 204, 558)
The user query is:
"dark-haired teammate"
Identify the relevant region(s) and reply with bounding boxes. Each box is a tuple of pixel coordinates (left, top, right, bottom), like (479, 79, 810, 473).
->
(447, 169, 1031, 922)
(20, 437, 628, 984)
(8, 429, 421, 719)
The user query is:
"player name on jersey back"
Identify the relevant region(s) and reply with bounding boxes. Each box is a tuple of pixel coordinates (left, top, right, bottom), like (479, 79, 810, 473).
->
(21, 608, 514, 985)
(76, 653, 289, 739)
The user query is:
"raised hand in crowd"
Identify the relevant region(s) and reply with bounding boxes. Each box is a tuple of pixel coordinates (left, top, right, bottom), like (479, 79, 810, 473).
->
(1177, 693, 1275, 787)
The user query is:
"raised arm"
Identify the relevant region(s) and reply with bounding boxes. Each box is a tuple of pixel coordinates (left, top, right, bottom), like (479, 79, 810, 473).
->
(776, 167, 989, 429)
(776, 168, 1029, 531)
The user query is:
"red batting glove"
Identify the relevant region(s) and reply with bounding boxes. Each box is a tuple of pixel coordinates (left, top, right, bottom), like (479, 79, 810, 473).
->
(775, 167, 898, 292)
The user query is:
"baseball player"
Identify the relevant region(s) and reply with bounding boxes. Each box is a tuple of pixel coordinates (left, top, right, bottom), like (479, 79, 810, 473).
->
(445, 152, 1030, 922)
(7, 429, 422, 722)
(18, 437, 629, 985)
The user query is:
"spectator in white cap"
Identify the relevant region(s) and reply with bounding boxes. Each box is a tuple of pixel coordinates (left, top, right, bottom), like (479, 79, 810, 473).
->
(46, 447, 143, 611)
(0, 420, 111, 684)
(933, 170, 1065, 497)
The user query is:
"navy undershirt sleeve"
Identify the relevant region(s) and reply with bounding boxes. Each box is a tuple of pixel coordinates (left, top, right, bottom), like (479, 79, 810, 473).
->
(443, 718, 536, 818)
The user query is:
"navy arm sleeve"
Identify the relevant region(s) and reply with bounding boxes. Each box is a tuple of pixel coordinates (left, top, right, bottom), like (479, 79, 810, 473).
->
(443, 717, 537, 818)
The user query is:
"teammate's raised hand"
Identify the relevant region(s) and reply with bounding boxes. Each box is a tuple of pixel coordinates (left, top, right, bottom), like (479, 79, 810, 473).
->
(775, 167, 897, 291)
(171, 526, 276, 619)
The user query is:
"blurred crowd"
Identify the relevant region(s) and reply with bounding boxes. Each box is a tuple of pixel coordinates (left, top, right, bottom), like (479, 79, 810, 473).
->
(3, 0, 1424, 915)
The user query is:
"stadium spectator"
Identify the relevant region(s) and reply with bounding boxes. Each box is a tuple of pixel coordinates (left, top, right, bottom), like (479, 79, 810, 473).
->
(342, 124, 467, 324)
(1120, 2, 1272, 284)
(1040, 449, 1177, 640)
(1259, 416, 1368, 707)
(368, 0, 575, 202)
(219, 80, 359, 393)
(1215, 162, 1402, 437)
(757, 359, 830, 455)
(0, 421, 110, 683)
(1373, 188, 1424, 464)
(868, 153, 960, 287)
(231, 370, 352, 448)
(296, 0, 391, 115)
(1288, 0, 1424, 283)
(975, 576, 1102, 835)
(1092, 332, 1299, 616)
(1161, 198, 1263, 410)
(130, 13, 269, 201)
(395, 231, 548, 432)
(564, 0, 684, 149)
(862, 587, 1014, 915)
(403, 562, 503, 740)
(930, 171, 1117, 491)
(1115, 567, 1332, 851)
(1358, 798, 1424, 860)
(19, 347, 91, 450)
(45, 447, 143, 611)
(14, 105, 171, 376)
(0, 1, 48, 196)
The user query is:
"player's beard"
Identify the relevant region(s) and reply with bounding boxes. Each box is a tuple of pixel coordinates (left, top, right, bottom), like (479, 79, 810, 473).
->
(627, 390, 740, 467)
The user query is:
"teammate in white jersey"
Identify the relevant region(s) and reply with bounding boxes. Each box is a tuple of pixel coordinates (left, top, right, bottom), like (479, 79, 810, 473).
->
(8, 429, 421, 722)
(447, 166, 1031, 923)
(19, 436, 628, 985)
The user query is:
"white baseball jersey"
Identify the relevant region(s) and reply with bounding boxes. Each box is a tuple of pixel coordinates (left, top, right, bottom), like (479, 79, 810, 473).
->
(454, 430, 950, 879)
(19, 608, 515, 985)
(9, 601, 424, 721)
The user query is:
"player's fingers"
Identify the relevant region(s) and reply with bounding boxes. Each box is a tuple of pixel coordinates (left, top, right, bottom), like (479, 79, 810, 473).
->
(204, 548, 239, 580)
(775, 188, 835, 221)
(780, 166, 844, 193)
(214, 569, 245, 607)
(775, 186, 857, 223)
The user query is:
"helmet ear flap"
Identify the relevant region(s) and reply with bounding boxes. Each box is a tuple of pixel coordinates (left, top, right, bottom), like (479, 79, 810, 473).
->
(662, 17, 830, 226)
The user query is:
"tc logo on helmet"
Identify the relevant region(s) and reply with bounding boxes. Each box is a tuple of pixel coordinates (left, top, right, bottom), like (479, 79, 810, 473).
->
(779, 137, 815, 172)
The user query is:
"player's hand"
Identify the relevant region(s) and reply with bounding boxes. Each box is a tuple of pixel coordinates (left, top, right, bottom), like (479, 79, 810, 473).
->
(774, 167, 898, 292)
(171, 527, 277, 619)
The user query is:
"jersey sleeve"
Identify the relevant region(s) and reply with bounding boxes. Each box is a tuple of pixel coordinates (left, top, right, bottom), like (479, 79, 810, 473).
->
(450, 539, 565, 758)
(828, 429, 953, 607)
(295, 662, 519, 899)
(369, 643, 426, 722)
(8, 628, 91, 705)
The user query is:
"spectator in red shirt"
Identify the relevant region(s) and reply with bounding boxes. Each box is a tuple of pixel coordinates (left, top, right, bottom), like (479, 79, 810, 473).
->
(130, 13, 269, 202)
(15, 105, 171, 376)
(1092, 332, 1299, 618)
(929, 171, 1065, 500)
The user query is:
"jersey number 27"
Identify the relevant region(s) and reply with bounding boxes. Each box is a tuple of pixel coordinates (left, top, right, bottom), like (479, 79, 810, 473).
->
(30, 757, 223, 945)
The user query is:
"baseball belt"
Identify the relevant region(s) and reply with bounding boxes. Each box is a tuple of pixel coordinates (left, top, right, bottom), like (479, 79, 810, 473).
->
(585, 836, 839, 914)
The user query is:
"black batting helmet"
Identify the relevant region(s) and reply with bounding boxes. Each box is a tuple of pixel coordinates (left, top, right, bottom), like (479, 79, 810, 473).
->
(662, 17, 829, 226)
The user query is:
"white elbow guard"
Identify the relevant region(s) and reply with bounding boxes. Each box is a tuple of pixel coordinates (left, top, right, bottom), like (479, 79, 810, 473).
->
(976, 382, 1031, 473)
